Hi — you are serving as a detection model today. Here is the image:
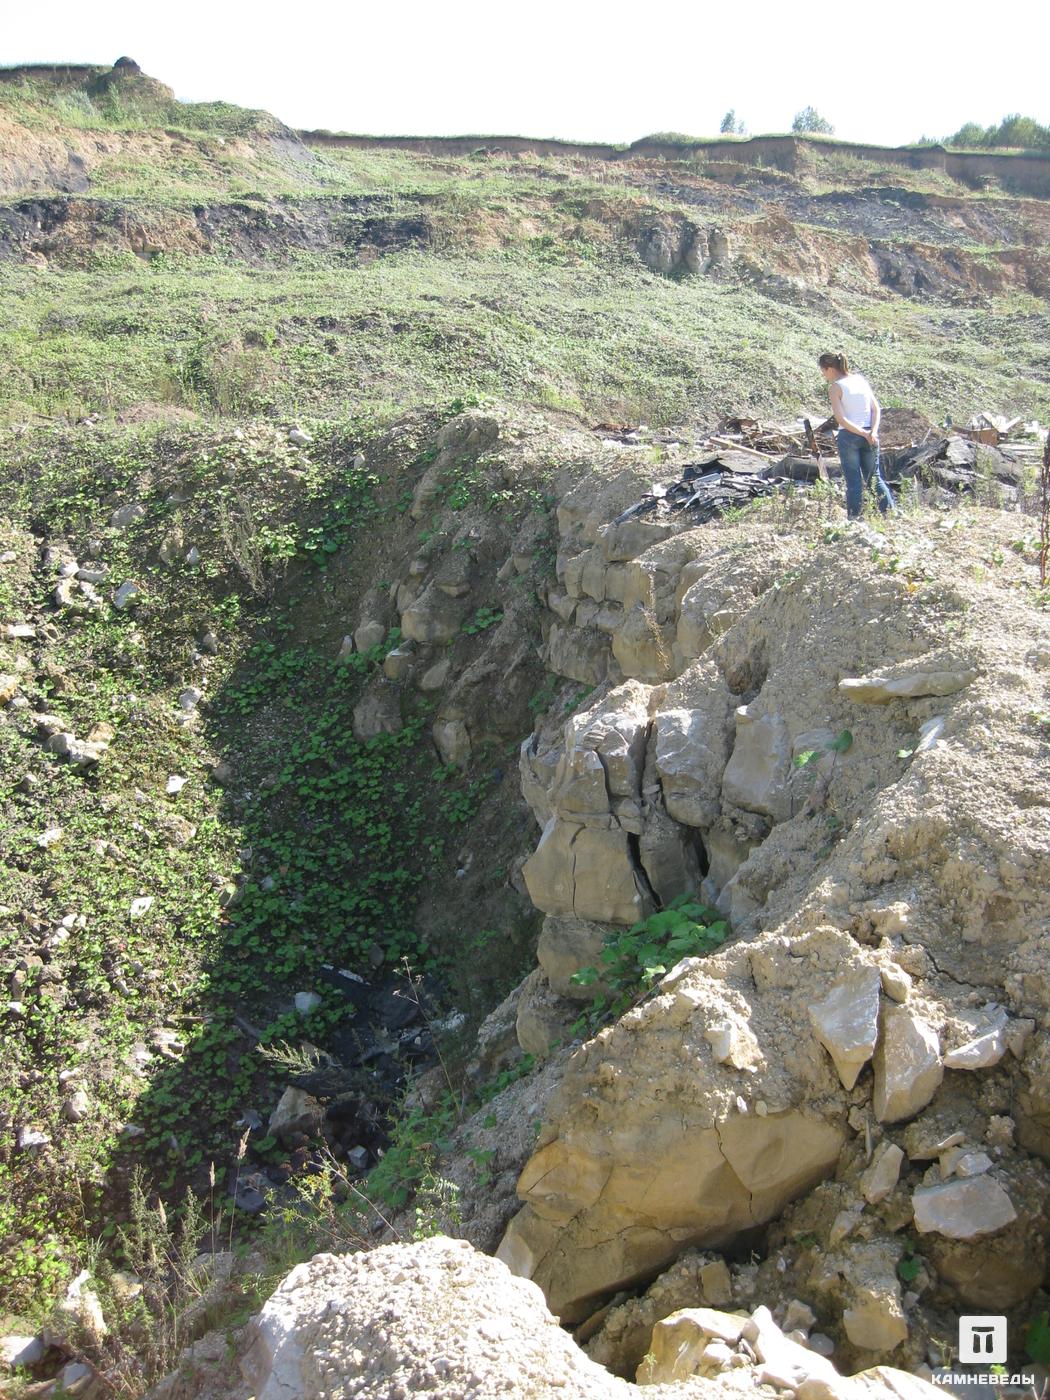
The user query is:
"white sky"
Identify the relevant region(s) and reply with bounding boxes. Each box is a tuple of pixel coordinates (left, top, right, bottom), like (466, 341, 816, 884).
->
(4, 0, 1048, 147)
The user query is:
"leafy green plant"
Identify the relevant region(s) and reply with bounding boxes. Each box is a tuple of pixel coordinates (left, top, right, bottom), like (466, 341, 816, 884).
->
(461, 606, 503, 635)
(794, 728, 853, 769)
(897, 1247, 922, 1283)
(570, 896, 729, 1033)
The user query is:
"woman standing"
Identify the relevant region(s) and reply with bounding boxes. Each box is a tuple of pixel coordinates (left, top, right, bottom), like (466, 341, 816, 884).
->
(819, 353, 895, 519)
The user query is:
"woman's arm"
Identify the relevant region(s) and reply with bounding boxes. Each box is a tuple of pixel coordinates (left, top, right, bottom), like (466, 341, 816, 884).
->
(828, 383, 869, 437)
(868, 394, 881, 444)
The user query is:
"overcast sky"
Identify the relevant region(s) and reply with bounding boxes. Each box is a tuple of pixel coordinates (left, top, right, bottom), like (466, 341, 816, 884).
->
(5, 0, 1047, 147)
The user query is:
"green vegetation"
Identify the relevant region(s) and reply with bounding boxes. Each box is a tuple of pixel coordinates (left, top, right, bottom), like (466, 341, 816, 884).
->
(946, 114, 1050, 151)
(1, 245, 1046, 429)
(570, 895, 729, 1031)
(0, 409, 544, 1309)
(792, 107, 835, 136)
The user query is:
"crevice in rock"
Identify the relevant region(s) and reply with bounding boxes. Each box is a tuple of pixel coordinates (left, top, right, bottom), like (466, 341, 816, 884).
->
(626, 830, 659, 907)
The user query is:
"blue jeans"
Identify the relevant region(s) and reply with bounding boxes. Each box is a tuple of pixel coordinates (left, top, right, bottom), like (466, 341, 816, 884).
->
(836, 429, 895, 519)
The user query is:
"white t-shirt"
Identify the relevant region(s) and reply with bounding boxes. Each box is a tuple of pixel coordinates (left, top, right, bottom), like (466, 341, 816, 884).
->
(836, 373, 875, 429)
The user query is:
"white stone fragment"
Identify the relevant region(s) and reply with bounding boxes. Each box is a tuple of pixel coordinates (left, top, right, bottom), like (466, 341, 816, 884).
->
(873, 1006, 942, 1123)
(809, 966, 882, 1090)
(954, 1151, 992, 1178)
(912, 1175, 1016, 1239)
(860, 1143, 904, 1204)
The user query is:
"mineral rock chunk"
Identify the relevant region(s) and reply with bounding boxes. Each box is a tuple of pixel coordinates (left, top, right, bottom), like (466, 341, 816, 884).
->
(860, 1143, 904, 1204)
(839, 670, 976, 704)
(873, 1006, 943, 1123)
(912, 1175, 1016, 1239)
(809, 967, 881, 1090)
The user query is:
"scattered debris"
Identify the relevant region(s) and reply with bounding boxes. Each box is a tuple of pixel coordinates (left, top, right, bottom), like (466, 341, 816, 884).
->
(610, 411, 1047, 526)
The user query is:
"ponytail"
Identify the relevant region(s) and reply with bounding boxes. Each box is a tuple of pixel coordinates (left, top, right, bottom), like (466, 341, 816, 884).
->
(818, 352, 851, 374)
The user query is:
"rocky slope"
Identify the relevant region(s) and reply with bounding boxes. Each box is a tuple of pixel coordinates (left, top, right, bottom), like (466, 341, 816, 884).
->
(2, 57, 1050, 1400)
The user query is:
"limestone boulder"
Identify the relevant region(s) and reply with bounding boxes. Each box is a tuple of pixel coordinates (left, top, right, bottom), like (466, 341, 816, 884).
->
(352, 619, 386, 653)
(499, 935, 852, 1321)
(351, 687, 403, 741)
(722, 705, 792, 822)
(638, 1307, 748, 1383)
(433, 717, 470, 768)
(809, 967, 882, 1090)
(418, 657, 450, 691)
(400, 585, 468, 643)
(652, 688, 734, 831)
(583, 1250, 734, 1378)
(872, 1006, 943, 1123)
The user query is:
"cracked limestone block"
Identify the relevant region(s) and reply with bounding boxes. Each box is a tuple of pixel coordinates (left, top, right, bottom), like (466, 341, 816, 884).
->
(652, 695, 734, 830)
(873, 1005, 943, 1124)
(519, 736, 561, 827)
(722, 706, 792, 822)
(638, 805, 703, 907)
(499, 942, 848, 1322)
(598, 519, 673, 564)
(809, 966, 882, 1090)
(522, 819, 652, 926)
(547, 622, 610, 686)
(501, 1105, 843, 1323)
(611, 605, 676, 683)
(705, 827, 754, 895)
(538, 916, 612, 1000)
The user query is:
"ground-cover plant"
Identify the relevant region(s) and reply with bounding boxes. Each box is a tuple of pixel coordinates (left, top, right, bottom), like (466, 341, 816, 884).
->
(570, 894, 729, 1033)
(0, 404, 530, 1310)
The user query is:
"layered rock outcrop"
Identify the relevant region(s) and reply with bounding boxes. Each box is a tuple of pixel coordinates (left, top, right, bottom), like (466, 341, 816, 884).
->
(493, 460, 1050, 1349)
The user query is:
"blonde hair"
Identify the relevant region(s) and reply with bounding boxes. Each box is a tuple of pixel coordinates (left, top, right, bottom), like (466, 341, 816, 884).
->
(818, 352, 850, 374)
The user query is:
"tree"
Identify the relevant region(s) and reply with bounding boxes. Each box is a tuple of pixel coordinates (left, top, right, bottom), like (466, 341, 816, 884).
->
(792, 106, 834, 135)
(720, 109, 747, 136)
(944, 114, 1050, 150)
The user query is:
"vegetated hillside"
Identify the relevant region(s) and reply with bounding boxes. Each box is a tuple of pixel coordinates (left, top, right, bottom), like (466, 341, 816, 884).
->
(1, 61, 1049, 430)
(0, 60, 1049, 1400)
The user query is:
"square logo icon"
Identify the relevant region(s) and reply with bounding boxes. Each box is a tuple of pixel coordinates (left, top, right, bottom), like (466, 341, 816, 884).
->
(959, 1316, 1007, 1365)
